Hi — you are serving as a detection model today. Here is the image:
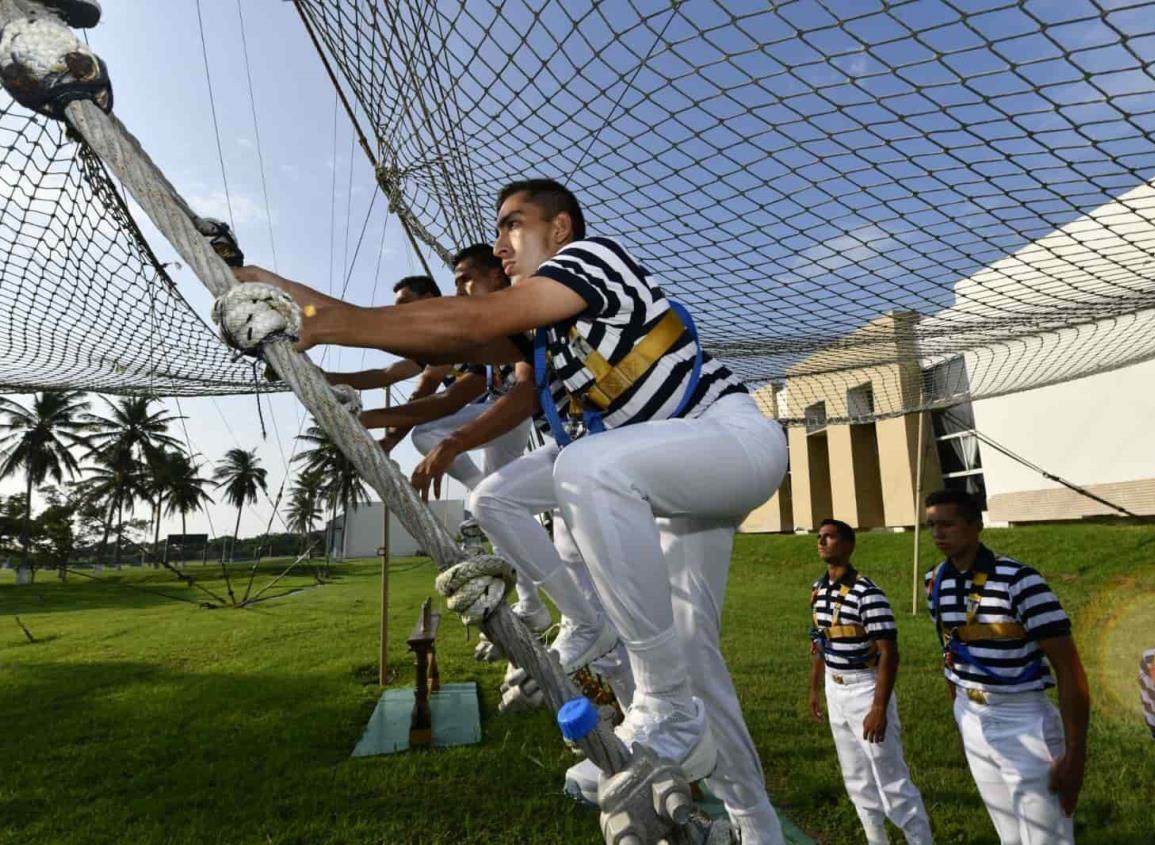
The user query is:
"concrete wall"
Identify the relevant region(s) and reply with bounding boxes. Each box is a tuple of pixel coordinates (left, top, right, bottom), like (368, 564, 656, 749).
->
(971, 357, 1155, 522)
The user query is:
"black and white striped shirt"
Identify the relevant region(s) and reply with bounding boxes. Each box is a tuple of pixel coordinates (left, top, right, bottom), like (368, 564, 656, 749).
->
(925, 545, 1071, 694)
(1141, 649, 1155, 741)
(809, 568, 897, 671)
(532, 238, 745, 429)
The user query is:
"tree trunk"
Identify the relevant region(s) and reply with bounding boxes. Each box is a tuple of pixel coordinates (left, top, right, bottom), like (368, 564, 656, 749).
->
(97, 498, 114, 564)
(151, 497, 163, 568)
(113, 496, 124, 567)
(231, 505, 243, 564)
(20, 472, 32, 574)
(180, 512, 187, 568)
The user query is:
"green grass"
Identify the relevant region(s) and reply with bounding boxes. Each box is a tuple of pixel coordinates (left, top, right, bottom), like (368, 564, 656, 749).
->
(1, 524, 1153, 844)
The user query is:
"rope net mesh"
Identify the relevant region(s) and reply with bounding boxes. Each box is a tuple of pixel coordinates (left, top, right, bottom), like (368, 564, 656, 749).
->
(0, 97, 263, 396)
(297, 0, 1155, 424)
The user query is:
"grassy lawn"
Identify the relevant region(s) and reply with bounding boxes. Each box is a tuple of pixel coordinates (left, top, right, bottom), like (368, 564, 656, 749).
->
(1, 524, 1153, 844)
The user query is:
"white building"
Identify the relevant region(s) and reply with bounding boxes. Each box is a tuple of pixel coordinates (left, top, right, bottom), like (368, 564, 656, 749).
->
(327, 499, 465, 559)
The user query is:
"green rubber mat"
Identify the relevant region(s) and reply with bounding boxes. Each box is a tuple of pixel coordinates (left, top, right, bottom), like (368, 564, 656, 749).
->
(351, 682, 481, 757)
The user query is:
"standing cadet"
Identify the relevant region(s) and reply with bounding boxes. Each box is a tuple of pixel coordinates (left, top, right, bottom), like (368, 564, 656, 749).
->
(1140, 648, 1155, 741)
(925, 489, 1089, 845)
(808, 519, 933, 845)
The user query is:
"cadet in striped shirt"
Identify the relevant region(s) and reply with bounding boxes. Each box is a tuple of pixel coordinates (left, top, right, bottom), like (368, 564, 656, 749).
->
(808, 519, 932, 845)
(229, 179, 791, 844)
(1141, 649, 1155, 742)
(923, 489, 1089, 845)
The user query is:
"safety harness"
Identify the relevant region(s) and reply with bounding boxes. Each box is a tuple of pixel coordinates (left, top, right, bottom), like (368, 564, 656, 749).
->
(931, 561, 1044, 684)
(533, 300, 702, 446)
(810, 574, 880, 669)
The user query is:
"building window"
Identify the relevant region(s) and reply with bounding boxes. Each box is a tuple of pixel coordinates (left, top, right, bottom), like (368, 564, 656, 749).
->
(931, 403, 987, 510)
(805, 401, 827, 434)
(847, 383, 874, 421)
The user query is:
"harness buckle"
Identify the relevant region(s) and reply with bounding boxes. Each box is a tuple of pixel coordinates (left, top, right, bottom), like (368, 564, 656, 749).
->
(965, 688, 989, 705)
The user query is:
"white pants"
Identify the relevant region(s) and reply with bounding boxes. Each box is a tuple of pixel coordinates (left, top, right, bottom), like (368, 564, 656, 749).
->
(475, 392, 789, 841)
(954, 690, 1074, 845)
(825, 670, 933, 845)
(411, 401, 531, 491)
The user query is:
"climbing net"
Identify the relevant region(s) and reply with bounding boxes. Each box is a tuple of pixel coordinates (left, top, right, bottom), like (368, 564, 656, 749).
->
(296, 0, 1155, 423)
(0, 96, 265, 396)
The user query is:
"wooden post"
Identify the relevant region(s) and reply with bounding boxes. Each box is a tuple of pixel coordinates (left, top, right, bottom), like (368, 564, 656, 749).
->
(911, 410, 926, 615)
(379, 386, 392, 685)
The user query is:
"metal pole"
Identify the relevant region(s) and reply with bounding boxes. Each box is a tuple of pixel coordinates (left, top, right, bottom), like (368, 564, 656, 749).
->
(911, 410, 926, 616)
(379, 386, 392, 685)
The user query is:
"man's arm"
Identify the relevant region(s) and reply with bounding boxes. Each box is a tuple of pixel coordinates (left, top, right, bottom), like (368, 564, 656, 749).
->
(234, 266, 587, 361)
(360, 373, 487, 430)
(410, 364, 538, 501)
(1039, 636, 1090, 816)
(325, 359, 422, 390)
(863, 639, 898, 742)
(808, 651, 825, 722)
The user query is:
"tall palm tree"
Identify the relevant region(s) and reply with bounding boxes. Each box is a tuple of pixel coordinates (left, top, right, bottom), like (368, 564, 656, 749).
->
(83, 395, 181, 468)
(162, 452, 214, 566)
(80, 444, 145, 567)
(213, 448, 268, 564)
(0, 391, 90, 576)
(294, 425, 370, 561)
(285, 467, 325, 557)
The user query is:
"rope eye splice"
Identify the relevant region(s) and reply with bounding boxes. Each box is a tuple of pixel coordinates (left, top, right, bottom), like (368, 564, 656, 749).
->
(211, 282, 302, 358)
(0, 14, 111, 121)
(433, 554, 517, 626)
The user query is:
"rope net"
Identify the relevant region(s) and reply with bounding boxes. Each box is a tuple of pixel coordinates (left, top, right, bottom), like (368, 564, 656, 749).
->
(297, 0, 1155, 424)
(0, 97, 264, 396)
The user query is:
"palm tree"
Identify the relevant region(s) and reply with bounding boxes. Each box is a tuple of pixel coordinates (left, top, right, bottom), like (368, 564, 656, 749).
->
(294, 425, 370, 563)
(285, 468, 325, 557)
(0, 391, 90, 577)
(80, 444, 145, 567)
(213, 448, 268, 565)
(83, 395, 181, 467)
(163, 453, 214, 567)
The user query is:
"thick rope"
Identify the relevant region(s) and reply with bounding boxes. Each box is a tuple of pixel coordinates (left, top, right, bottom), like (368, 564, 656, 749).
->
(0, 0, 653, 809)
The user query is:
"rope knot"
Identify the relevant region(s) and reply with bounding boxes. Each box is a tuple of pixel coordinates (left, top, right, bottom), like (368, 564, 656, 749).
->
(211, 282, 301, 356)
(0, 17, 111, 119)
(330, 383, 363, 416)
(194, 217, 245, 268)
(434, 554, 515, 625)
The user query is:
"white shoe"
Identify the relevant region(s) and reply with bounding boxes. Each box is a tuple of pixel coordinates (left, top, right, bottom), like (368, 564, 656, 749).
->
(550, 617, 619, 675)
(458, 518, 486, 554)
(563, 757, 601, 805)
(615, 695, 717, 783)
(512, 599, 552, 634)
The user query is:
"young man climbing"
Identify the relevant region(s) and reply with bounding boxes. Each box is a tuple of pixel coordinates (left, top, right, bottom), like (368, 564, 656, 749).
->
(808, 519, 933, 845)
(222, 178, 789, 844)
(925, 489, 1089, 845)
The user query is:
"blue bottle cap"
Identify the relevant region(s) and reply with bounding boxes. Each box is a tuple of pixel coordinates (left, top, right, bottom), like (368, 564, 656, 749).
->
(556, 696, 599, 742)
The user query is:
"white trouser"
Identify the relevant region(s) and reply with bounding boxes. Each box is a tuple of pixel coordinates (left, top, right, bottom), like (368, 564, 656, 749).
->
(954, 690, 1074, 845)
(824, 669, 933, 845)
(479, 392, 788, 841)
(412, 402, 538, 607)
(411, 401, 531, 491)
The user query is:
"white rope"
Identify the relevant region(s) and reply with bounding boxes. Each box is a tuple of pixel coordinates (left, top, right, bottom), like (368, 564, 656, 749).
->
(433, 553, 514, 624)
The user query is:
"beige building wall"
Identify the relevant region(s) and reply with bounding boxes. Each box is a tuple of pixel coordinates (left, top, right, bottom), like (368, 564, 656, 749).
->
(742, 314, 942, 532)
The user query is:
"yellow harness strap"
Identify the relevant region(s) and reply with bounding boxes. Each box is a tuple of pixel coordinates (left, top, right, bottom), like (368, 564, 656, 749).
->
(942, 570, 1026, 642)
(826, 623, 868, 639)
(814, 581, 879, 667)
(573, 308, 687, 410)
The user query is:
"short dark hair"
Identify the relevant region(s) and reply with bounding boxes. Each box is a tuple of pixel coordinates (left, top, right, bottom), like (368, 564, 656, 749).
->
(819, 518, 855, 544)
(497, 178, 586, 241)
(452, 243, 504, 274)
(925, 489, 982, 523)
(392, 275, 440, 298)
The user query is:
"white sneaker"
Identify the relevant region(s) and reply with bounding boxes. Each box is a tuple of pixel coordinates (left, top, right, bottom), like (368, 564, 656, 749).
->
(615, 695, 717, 783)
(563, 757, 601, 805)
(458, 518, 486, 554)
(512, 599, 552, 634)
(550, 617, 619, 675)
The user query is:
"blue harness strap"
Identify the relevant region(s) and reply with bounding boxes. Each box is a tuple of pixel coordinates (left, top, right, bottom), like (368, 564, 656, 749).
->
(534, 300, 702, 447)
(931, 562, 1044, 684)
